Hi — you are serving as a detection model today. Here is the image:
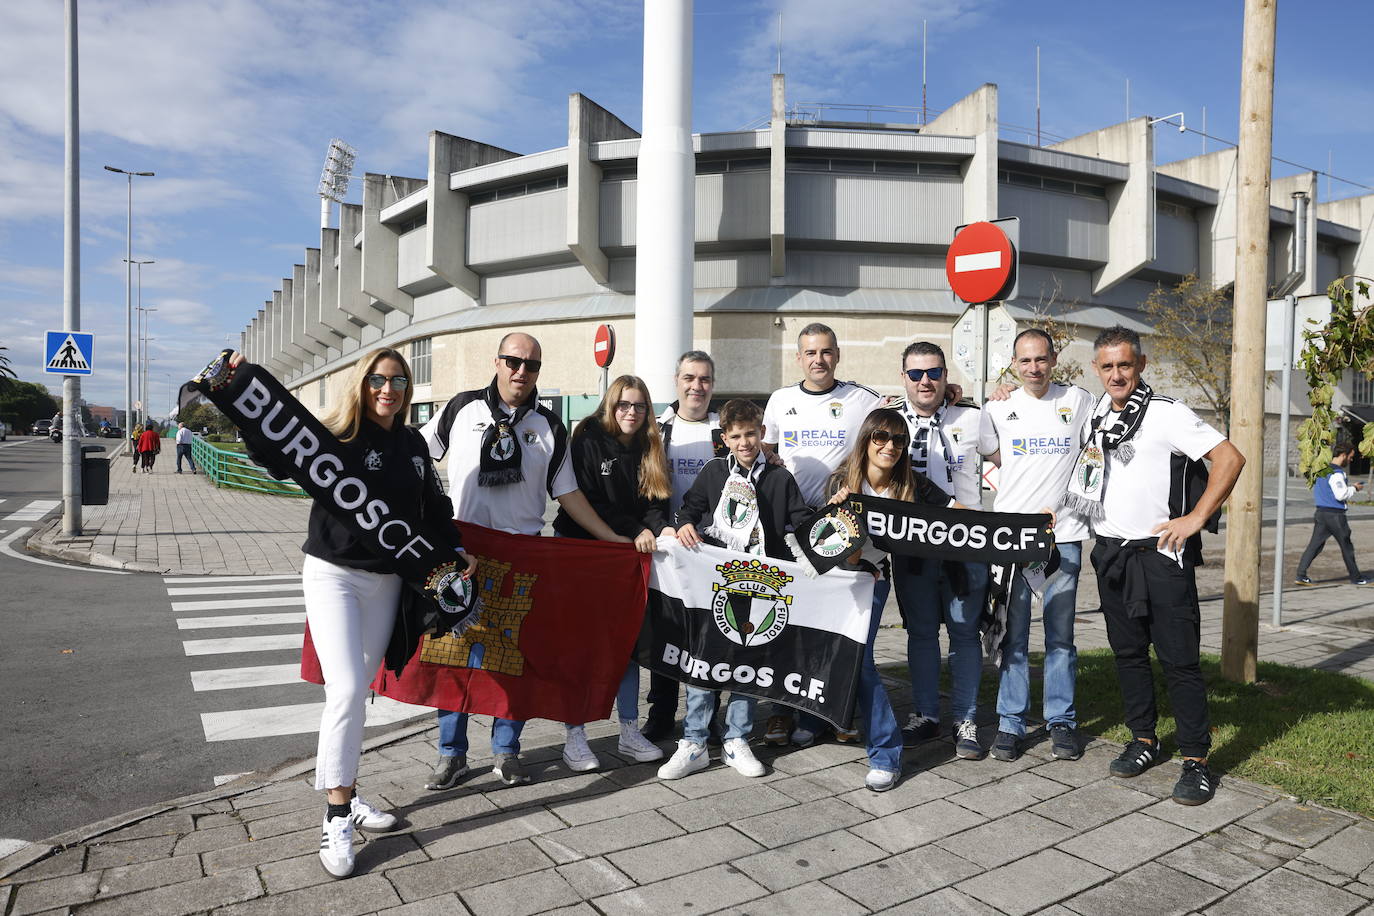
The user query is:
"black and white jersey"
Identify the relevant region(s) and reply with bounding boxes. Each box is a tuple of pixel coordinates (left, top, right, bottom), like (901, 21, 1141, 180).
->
(762, 380, 881, 505)
(658, 406, 724, 517)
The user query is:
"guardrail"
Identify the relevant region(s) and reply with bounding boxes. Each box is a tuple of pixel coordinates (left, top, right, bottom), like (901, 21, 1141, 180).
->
(190, 436, 306, 498)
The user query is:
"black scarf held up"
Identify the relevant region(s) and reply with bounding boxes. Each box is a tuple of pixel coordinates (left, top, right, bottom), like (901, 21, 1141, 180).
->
(479, 377, 537, 487)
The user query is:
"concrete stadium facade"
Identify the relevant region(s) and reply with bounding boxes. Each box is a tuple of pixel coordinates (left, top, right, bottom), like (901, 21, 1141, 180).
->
(237, 79, 1374, 441)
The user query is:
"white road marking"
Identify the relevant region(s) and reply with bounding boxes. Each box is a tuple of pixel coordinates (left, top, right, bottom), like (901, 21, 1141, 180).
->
(201, 697, 429, 741)
(954, 250, 1002, 272)
(182, 634, 302, 656)
(0, 527, 131, 575)
(0, 440, 38, 450)
(171, 596, 306, 612)
(177, 612, 306, 630)
(164, 574, 302, 585)
(213, 773, 252, 787)
(0, 837, 30, 858)
(167, 583, 305, 596)
(191, 664, 302, 691)
(3, 499, 60, 522)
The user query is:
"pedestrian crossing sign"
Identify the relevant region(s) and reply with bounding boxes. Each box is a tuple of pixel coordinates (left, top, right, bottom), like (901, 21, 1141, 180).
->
(44, 330, 94, 376)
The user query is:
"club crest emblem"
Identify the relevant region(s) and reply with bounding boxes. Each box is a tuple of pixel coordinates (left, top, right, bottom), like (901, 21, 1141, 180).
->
(600, 458, 616, 476)
(523, 430, 538, 445)
(829, 401, 843, 419)
(1080, 445, 1104, 494)
(1058, 407, 1074, 425)
(424, 561, 476, 616)
(806, 506, 863, 560)
(721, 477, 759, 530)
(490, 426, 516, 462)
(195, 350, 236, 392)
(413, 456, 425, 479)
(711, 559, 793, 646)
(364, 449, 383, 470)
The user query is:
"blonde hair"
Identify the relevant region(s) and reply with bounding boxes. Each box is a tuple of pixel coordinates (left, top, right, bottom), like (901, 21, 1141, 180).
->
(832, 408, 918, 502)
(321, 347, 414, 443)
(574, 375, 671, 502)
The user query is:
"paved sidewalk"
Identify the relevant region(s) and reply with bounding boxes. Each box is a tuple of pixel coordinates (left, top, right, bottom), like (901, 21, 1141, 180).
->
(6, 462, 1372, 914)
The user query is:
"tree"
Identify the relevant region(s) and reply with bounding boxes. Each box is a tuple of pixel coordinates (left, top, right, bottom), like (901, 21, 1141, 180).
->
(994, 276, 1085, 386)
(1140, 274, 1234, 433)
(0, 380, 59, 432)
(1296, 276, 1374, 483)
(177, 398, 237, 437)
(0, 344, 17, 395)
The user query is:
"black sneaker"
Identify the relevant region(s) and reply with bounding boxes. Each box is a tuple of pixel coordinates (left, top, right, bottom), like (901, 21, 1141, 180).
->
(640, 708, 676, 743)
(1173, 759, 1216, 805)
(424, 754, 469, 791)
(1294, 575, 1315, 586)
(954, 720, 985, 760)
(1353, 577, 1371, 587)
(901, 714, 939, 748)
(1109, 738, 1160, 778)
(990, 730, 1021, 761)
(1049, 724, 1081, 760)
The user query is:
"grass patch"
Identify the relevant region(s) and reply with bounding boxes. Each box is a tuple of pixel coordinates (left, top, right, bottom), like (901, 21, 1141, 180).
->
(881, 649, 1374, 817)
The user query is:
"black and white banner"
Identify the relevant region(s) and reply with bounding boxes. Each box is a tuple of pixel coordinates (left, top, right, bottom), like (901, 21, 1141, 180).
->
(638, 538, 874, 729)
(848, 492, 1054, 565)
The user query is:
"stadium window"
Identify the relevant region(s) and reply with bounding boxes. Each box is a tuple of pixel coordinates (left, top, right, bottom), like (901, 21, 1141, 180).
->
(917, 161, 961, 176)
(788, 158, 830, 171)
(398, 215, 427, 233)
(831, 159, 875, 173)
(601, 166, 637, 181)
(1041, 177, 1076, 194)
(469, 190, 497, 205)
(728, 158, 769, 171)
(696, 159, 728, 174)
(873, 160, 921, 175)
(411, 337, 432, 386)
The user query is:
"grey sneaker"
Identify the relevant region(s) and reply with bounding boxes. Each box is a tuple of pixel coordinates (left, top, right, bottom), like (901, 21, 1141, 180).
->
(990, 730, 1021, 761)
(424, 755, 469, 791)
(493, 753, 532, 786)
(1049, 724, 1081, 760)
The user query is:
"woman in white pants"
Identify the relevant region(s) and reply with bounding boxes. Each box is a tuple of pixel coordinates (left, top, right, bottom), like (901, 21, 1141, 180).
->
(238, 347, 475, 879)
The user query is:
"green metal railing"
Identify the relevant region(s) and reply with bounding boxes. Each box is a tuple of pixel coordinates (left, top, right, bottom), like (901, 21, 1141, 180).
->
(191, 436, 307, 497)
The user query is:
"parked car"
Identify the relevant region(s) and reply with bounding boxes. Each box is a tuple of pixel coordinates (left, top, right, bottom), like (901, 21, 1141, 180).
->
(32, 419, 53, 436)
(99, 425, 124, 439)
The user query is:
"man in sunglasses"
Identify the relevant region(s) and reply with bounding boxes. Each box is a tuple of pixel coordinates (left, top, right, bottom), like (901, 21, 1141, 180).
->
(893, 340, 988, 759)
(418, 331, 630, 790)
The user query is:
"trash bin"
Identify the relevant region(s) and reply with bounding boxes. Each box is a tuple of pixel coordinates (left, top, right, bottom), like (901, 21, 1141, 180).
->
(81, 444, 109, 506)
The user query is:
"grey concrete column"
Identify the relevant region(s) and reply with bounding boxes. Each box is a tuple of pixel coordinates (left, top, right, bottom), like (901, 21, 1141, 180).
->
(429, 131, 519, 298)
(1318, 192, 1374, 279)
(280, 277, 316, 363)
(925, 83, 998, 224)
(309, 244, 357, 346)
(1159, 149, 1239, 289)
(338, 203, 389, 330)
(361, 173, 419, 315)
(296, 261, 334, 355)
(568, 94, 638, 286)
(769, 73, 786, 278)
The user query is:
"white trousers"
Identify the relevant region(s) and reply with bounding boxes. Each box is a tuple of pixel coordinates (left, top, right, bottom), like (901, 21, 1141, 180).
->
(303, 554, 402, 791)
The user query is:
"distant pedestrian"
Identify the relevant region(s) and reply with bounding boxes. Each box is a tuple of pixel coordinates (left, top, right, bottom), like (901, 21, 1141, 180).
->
(130, 425, 143, 471)
(136, 425, 160, 473)
(175, 422, 198, 474)
(1295, 442, 1368, 586)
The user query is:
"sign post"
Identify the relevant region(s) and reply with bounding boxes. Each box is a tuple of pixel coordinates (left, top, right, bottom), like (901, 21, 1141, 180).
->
(593, 323, 616, 397)
(945, 218, 1019, 403)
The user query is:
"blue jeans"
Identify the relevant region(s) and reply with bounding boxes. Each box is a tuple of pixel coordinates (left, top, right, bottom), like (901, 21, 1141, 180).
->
(996, 542, 1082, 736)
(570, 663, 641, 727)
(684, 686, 754, 743)
(895, 559, 988, 724)
(436, 711, 523, 758)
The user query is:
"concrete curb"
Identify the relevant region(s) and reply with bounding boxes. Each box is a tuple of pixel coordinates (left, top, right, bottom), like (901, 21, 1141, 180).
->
(25, 517, 170, 574)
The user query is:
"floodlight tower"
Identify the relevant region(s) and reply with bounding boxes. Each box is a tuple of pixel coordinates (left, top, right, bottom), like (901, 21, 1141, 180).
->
(317, 138, 357, 229)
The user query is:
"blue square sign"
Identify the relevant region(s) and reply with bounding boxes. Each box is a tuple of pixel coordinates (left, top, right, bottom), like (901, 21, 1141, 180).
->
(44, 330, 94, 376)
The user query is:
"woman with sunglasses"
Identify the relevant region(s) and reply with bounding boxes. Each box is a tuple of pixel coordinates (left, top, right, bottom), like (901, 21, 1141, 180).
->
(815, 408, 963, 791)
(553, 375, 674, 770)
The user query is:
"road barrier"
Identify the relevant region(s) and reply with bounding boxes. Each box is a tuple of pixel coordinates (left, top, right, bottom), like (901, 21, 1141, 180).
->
(191, 437, 306, 498)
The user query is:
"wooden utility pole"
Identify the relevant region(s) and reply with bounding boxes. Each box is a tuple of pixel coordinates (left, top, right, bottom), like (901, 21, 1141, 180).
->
(1222, 0, 1277, 683)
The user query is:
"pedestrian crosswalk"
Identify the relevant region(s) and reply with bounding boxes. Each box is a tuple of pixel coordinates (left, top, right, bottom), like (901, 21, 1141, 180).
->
(165, 573, 431, 744)
(2, 499, 60, 522)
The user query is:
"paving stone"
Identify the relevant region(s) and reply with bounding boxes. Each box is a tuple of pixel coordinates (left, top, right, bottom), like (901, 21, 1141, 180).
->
(733, 797, 868, 848)
(84, 836, 177, 869)
(658, 784, 795, 832)
(417, 809, 565, 859)
(766, 741, 868, 775)
(848, 798, 988, 854)
(537, 905, 598, 916)
(926, 745, 1043, 788)
(242, 805, 323, 841)
(607, 824, 763, 884)
(459, 869, 581, 916)
(825, 842, 981, 910)
(552, 783, 685, 827)
(936, 810, 1077, 869)
(947, 770, 1071, 818)
(94, 855, 202, 898)
(1029, 779, 1157, 830)
(769, 774, 839, 803)
(255, 852, 339, 895)
(388, 839, 554, 903)
(838, 770, 968, 818)
(372, 893, 471, 916)
(1061, 861, 1225, 915)
(534, 810, 685, 861)
(1057, 811, 1198, 872)
(1303, 825, 1374, 877)
(1202, 866, 1366, 916)
(1159, 839, 1269, 890)
(1288, 857, 1356, 887)
(483, 772, 620, 813)
(1142, 788, 1269, 834)
(391, 790, 499, 832)
(872, 886, 1001, 915)
(10, 848, 86, 881)
(201, 827, 321, 873)
(718, 880, 867, 915)
(554, 857, 635, 899)
(732, 828, 884, 892)
(172, 824, 251, 856)
(1238, 800, 1356, 848)
(10, 872, 101, 915)
(68, 868, 263, 916)
(194, 812, 242, 830)
(1030, 747, 1122, 788)
(1345, 882, 1374, 899)
(957, 848, 1113, 916)
(93, 813, 195, 843)
(593, 862, 768, 916)
(214, 873, 400, 916)
(634, 761, 786, 800)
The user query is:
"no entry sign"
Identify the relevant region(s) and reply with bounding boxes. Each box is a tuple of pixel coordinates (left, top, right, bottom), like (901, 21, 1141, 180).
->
(946, 220, 1017, 304)
(593, 323, 616, 368)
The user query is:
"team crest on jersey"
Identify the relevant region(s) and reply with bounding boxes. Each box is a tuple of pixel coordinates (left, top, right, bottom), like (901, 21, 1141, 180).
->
(490, 427, 516, 462)
(412, 456, 425, 479)
(363, 449, 383, 470)
(523, 430, 538, 445)
(1058, 407, 1074, 425)
(711, 559, 793, 647)
(828, 401, 843, 418)
(600, 458, 616, 476)
(721, 477, 759, 530)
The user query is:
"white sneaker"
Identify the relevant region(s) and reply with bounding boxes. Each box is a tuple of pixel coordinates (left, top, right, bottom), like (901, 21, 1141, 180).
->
(722, 738, 765, 777)
(318, 815, 355, 878)
(562, 724, 601, 772)
(657, 740, 710, 779)
(618, 719, 665, 762)
(349, 793, 397, 831)
(865, 768, 899, 792)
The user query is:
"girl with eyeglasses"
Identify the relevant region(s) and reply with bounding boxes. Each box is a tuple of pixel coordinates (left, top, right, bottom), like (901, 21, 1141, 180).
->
(553, 375, 675, 771)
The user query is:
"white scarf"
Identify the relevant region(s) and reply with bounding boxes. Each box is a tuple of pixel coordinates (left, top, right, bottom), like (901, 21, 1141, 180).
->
(900, 400, 954, 485)
(704, 456, 767, 556)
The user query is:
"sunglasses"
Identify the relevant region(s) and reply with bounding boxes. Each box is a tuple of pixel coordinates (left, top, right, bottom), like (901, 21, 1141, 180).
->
(366, 374, 409, 390)
(904, 366, 946, 382)
(499, 354, 542, 373)
(614, 400, 649, 415)
(870, 428, 911, 450)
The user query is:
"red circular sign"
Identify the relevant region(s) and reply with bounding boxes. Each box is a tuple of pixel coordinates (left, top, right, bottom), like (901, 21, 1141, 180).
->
(593, 324, 616, 368)
(946, 222, 1014, 304)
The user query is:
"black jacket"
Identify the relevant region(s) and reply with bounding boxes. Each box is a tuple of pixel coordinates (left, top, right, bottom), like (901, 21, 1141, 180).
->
(553, 420, 671, 539)
(676, 457, 811, 561)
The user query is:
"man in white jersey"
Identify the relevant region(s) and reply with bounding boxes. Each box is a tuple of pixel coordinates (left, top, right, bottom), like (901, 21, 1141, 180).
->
(642, 350, 726, 741)
(1079, 325, 1242, 806)
(761, 322, 879, 745)
(892, 340, 988, 759)
(978, 329, 1096, 763)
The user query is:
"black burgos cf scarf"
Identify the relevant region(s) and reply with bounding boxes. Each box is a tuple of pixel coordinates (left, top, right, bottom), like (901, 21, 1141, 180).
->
(1061, 380, 1153, 524)
(478, 378, 536, 487)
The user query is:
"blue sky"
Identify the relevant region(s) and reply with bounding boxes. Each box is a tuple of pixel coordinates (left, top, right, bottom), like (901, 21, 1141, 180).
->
(2, 0, 1370, 415)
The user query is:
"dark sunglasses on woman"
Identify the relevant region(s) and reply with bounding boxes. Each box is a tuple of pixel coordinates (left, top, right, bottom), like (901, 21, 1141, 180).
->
(870, 428, 911, 450)
(366, 374, 410, 390)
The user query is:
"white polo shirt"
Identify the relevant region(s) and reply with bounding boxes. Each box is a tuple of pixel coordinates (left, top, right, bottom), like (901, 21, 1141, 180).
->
(420, 388, 578, 536)
(898, 400, 982, 507)
(978, 383, 1096, 542)
(763, 380, 881, 505)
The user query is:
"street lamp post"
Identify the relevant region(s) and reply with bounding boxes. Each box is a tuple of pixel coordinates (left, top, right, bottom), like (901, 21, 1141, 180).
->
(104, 166, 154, 435)
(130, 259, 154, 426)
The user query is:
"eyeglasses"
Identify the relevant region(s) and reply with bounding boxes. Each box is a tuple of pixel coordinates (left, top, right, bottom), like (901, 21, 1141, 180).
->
(614, 400, 649, 415)
(904, 366, 946, 382)
(366, 374, 409, 390)
(870, 429, 911, 450)
(499, 354, 542, 373)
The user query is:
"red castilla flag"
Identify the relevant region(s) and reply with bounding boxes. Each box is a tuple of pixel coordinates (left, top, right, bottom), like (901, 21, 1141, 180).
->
(302, 522, 651, 724)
